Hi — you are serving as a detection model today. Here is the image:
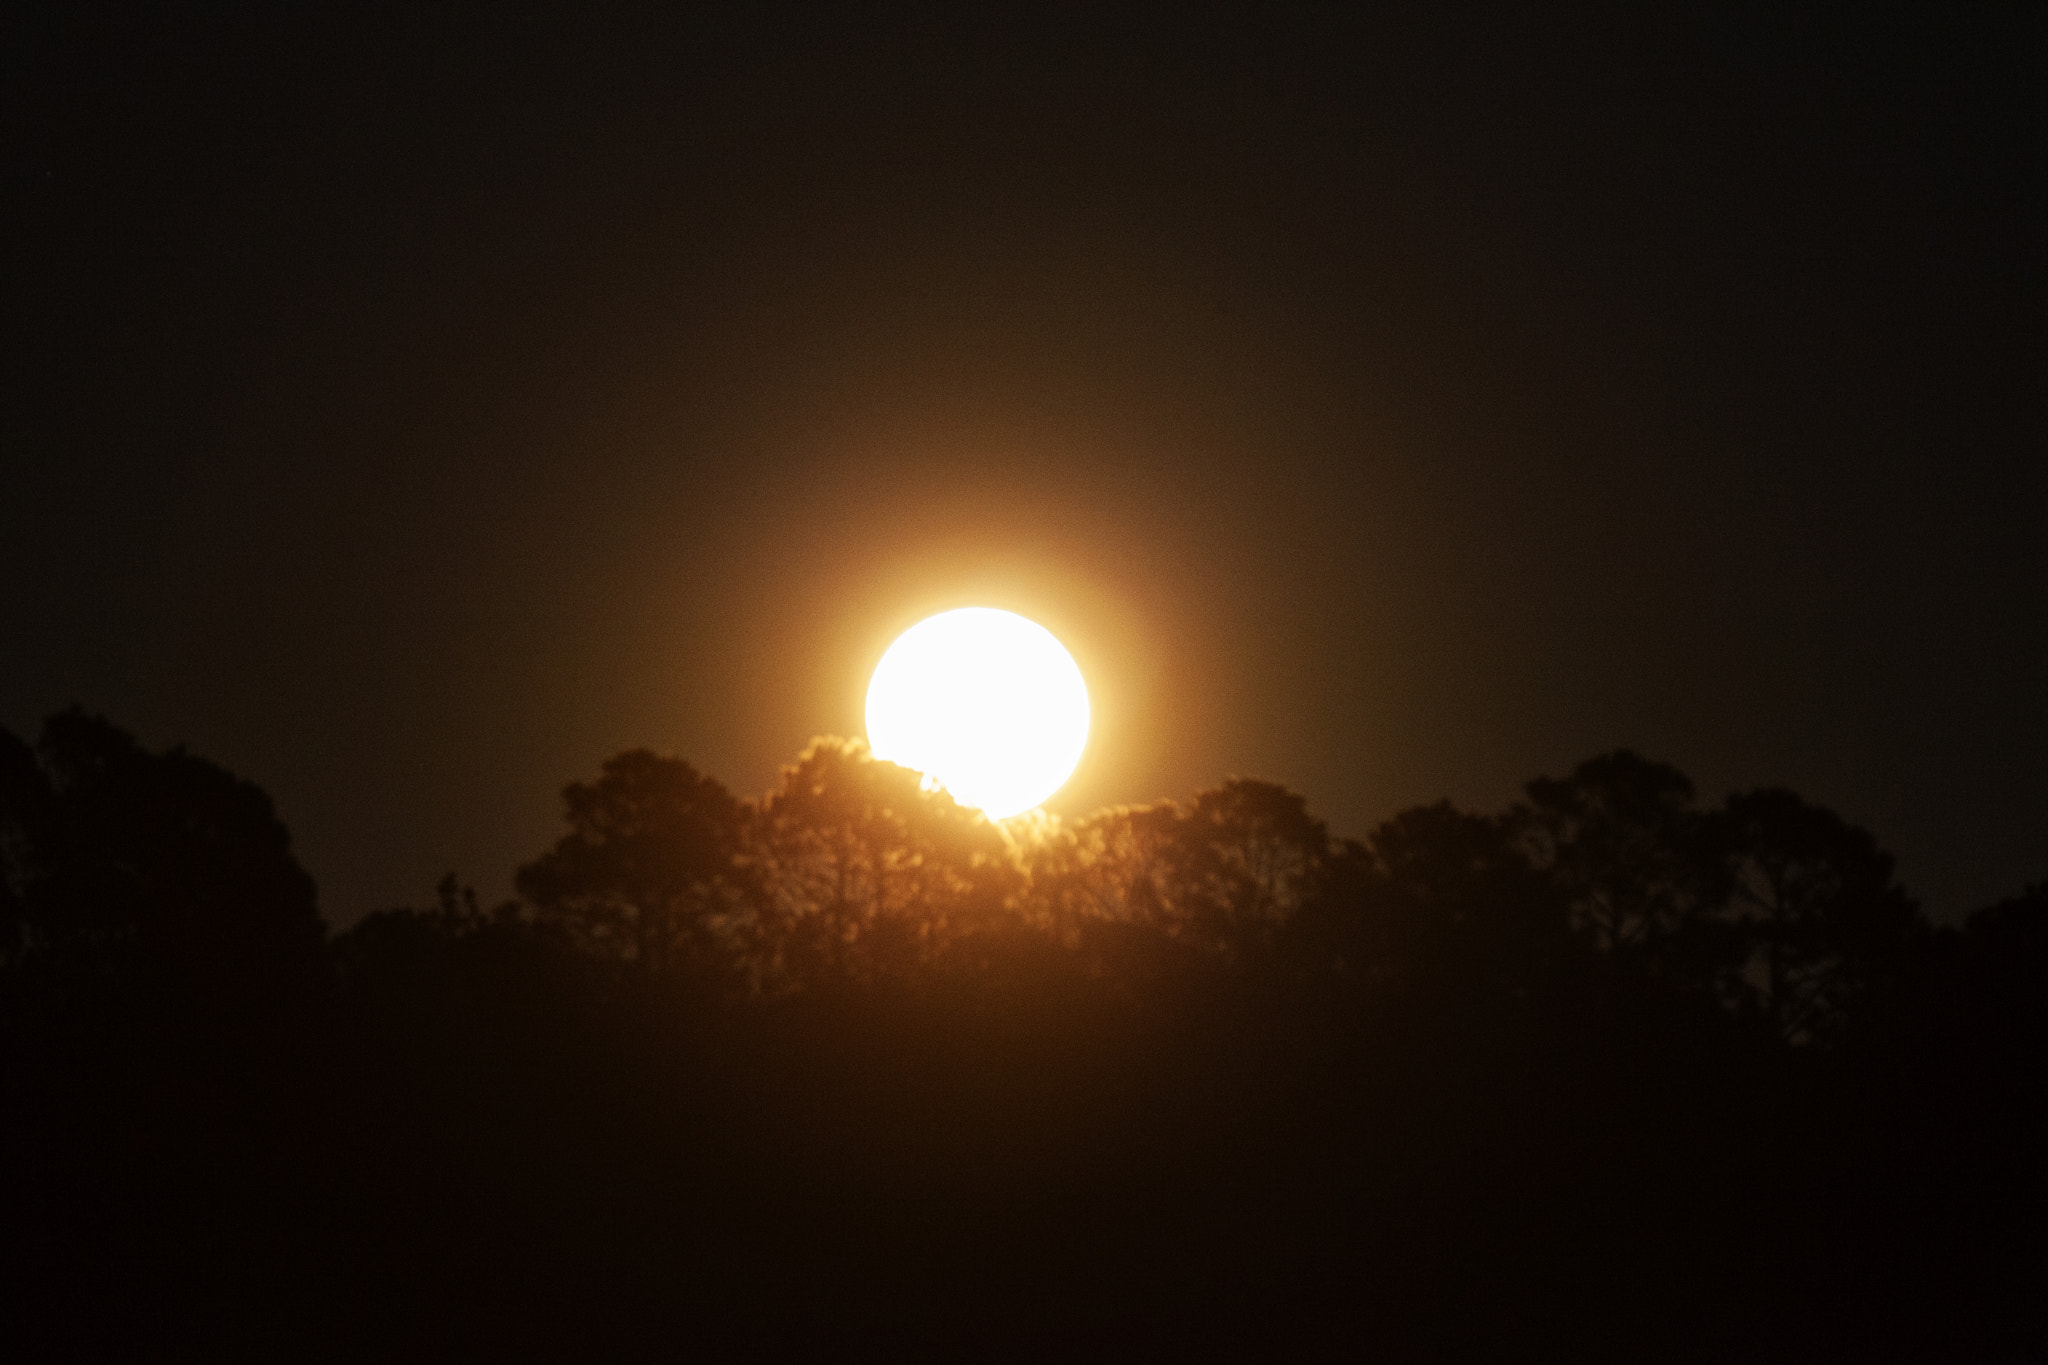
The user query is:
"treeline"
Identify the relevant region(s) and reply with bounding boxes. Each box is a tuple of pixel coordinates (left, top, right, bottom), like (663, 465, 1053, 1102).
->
(348, 733, 2027, 1060)
(3, 712, 2043, 1359)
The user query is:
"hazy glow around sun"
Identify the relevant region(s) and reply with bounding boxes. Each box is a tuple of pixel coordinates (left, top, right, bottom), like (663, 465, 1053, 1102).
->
(865, 607, 1090, 820)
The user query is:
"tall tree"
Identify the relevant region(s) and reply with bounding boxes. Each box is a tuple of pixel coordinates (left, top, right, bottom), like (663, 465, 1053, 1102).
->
(751, 739, 1020, 986)
(1027, 779, 1327, 967)
(1354, 800, 1569, 1001)
(1516, 751, 1731, 988)
(0, 710, 323, 1003)
(1167, 780, 1330, 956)
(516, 750, 751, 977)
(1713, 788, 1924, 1044)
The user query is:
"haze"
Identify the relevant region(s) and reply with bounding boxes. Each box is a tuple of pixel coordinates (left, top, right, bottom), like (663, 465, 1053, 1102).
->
(4, 9, 2041, 925)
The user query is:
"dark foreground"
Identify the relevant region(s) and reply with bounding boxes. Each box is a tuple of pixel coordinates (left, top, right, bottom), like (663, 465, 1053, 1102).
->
(3, 715, 2043, 1359)
(10, 966, 2045, 1361)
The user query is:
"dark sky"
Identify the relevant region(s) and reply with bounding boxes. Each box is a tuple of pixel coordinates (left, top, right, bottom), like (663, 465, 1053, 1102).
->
(6, 5, 2043, 926)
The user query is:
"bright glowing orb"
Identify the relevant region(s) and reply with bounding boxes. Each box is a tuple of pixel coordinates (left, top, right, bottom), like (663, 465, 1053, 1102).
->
(865, 607, 1090, 819)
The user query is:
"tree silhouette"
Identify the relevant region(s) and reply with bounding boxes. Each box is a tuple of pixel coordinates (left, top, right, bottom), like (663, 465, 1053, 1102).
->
(1713, 787, 1924, 1044)
(1346, 799, 1570, 1002)
(1516, 751, 1731, 990)
(1171, 779, 1330, 955)
(751, 738, 1021, 986)
(1026, 801, 1180, 931)
(515, 749, 751, 978)
(6, 712, 2042, 1359)
(1960, 881, 2048, 1045)
(1020, 779, 1328, 970)
(0, 710, 323, 1005)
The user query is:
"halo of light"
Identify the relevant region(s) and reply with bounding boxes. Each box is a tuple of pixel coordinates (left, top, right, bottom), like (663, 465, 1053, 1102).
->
(864, 607, 1090, 819)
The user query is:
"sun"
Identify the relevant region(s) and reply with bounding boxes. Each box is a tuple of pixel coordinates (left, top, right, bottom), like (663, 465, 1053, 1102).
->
(865, 608, 1090, 819)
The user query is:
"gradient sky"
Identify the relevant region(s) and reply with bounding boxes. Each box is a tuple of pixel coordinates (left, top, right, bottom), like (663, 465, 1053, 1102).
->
(6, 6, 2042, 925)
